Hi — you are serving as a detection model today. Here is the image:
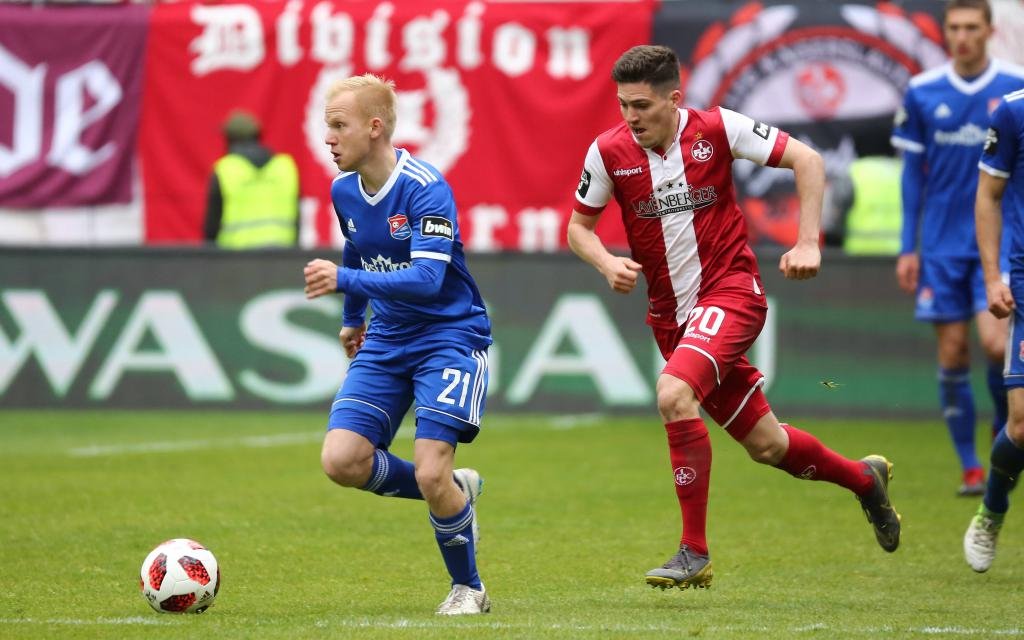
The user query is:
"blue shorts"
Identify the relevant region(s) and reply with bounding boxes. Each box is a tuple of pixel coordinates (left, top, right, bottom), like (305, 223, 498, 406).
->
(915, 256, 988, 323)
(328, 337, 489, 449)
(1005, 271, 1024, 389)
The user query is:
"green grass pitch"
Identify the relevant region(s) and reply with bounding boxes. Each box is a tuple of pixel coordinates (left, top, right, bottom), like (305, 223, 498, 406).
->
(0, 411, 1020, 639)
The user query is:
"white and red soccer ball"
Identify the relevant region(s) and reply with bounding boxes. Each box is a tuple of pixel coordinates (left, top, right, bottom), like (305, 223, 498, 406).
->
(139, 538, 220, 614)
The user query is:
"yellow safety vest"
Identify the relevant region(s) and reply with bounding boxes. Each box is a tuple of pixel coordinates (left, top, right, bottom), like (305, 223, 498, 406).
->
(843, 156, 902, 256)
(214, 153, 299, 249)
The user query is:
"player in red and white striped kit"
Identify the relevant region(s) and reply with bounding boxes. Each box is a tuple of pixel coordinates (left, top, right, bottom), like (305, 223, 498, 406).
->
(567, 45, 902, 590)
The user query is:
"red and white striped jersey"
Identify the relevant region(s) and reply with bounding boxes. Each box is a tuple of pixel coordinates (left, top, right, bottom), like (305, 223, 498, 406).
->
(574, 107, 789, 329)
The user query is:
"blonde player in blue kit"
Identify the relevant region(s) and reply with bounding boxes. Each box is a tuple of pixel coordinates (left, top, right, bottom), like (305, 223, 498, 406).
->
(303, 74, 492, 615)
(965, 88, 1024, 572)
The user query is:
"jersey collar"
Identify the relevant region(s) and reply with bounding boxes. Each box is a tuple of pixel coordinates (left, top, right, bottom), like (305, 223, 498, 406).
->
(358, 148, 408, 205)
(945, 59, 999, 95)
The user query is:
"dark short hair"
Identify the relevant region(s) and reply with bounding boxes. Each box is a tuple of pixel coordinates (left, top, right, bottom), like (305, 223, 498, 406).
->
(944, 0, 991, 25)
(611, 45, 680, 92)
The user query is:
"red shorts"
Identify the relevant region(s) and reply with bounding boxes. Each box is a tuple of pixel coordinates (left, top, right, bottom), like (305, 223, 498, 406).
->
(653, 281, 771, 440)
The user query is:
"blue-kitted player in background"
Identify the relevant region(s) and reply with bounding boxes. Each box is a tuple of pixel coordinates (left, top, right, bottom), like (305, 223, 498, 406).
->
(303, 74, 492, 616)
(965, 88, 1024, 572)
(891, 0, 1024, 496)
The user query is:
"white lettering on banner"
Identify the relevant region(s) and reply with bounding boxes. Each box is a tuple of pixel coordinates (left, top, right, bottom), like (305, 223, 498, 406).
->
(188, 3, 594, 80)
(365, 3, 394, 70)
(546, 27, 591, 79)
(456, 2, 484, 69)
(506, 294, 651, 405)
(399, 10, 449, 71)
(0, 45, 123, 178)
(466, 205, 508, 252)
(517, 208, 561, 253)
(276, 0, 304, 67)
(190, 4, 265, 75)
(311, 2, 354, 65)
(91, 292, 233, 400)
(492, 22, 536, 77)
(0, 44, 45, 178)
(0, 290, 117, 396)
(48, 61, 121, 175)
(238, 292, 347, 402)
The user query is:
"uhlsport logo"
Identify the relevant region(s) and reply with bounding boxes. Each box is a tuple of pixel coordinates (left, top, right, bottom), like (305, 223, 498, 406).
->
(388, 213, 412, 240)
(421, 216, 454, 240)
(674, 466, 697, 486)
(613, 166, 644, 177)
(691, 139, 713, 162)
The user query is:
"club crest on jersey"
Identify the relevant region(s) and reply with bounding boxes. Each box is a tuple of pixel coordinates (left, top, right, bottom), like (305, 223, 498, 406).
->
(388, 213, 412, 240)
(691, 139, 714, 162)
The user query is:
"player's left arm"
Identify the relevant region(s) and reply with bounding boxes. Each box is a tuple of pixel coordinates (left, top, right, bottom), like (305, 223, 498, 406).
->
(776, 137, 824, 280)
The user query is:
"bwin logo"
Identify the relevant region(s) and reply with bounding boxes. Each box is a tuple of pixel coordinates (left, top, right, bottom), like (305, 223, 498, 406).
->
(421, 216, 454, 240)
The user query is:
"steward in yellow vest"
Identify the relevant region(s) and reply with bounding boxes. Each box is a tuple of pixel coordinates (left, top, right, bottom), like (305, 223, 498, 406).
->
(205, 111, 300, 249)
(842, 156, 902, 256)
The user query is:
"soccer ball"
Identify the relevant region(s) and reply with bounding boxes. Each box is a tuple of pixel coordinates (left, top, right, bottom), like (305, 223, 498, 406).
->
(139, 538, 220, 613)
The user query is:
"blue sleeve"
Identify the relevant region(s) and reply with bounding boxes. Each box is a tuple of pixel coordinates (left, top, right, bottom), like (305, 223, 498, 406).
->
(341, 240, 368, 327)
(979, 100, 1018, 178)
(900, 150, 926, 254)
(891, 87, 926, 154)
(336, 257, 446, 302)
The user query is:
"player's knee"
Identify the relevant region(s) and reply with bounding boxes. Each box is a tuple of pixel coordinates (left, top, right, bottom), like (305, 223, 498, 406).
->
(656, 379, 700, 422)
(745, 438, 786, 465)
(1006, 415, 1024, 444)
(413, 462, 448, 501)
(321, 447, 369, 488)
(741, 420, 787, 465)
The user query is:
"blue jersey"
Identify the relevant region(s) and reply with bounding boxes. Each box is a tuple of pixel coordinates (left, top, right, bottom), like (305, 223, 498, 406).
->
(980, 89, 1024, 265)
(891, 60, 1024, 258)
(330, 148, 491, 348)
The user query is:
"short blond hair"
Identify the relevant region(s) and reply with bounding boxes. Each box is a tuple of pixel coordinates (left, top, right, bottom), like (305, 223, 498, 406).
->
(326, 74, 398, 138)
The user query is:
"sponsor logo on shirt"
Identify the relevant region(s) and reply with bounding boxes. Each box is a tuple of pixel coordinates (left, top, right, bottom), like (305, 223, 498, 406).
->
(388, 213, 412, 240)
(690, 139, 714, 162)
(361, 255, 412, 273)
(346, 218, 356, 233)
(983, 127, 998, 155)
(752, 121, 771, 140)
(632, 184, 718, 218)
(934, 102, 952, 118)
(577, 168, 592, 197)
(933, 123, 987, 146)
(421, 216, 454, 240)
(613, 166, 644, 176)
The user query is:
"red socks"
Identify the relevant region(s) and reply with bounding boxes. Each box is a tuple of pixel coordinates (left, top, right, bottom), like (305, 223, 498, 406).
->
(775, 423, 872, 495)
(665, 418, 712, 555)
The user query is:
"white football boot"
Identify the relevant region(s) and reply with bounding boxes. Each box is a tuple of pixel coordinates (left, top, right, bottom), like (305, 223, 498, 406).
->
(436, 584, 491, 615)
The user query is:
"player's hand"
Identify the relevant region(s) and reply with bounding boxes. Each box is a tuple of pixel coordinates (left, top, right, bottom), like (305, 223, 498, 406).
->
(304, 259, 339, 299)
(339, 325, 366, 358)
(602, 256, 642, 294)
(895, 253, 919, 294)
(778, 241, 820, 280)
(986, 280, 1016, 319)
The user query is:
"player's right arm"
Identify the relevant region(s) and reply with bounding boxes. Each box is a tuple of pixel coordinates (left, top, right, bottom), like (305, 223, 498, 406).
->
(891, 88, 927, 294)
(566, 141, 642, 294)
(566, 211, 642, 294)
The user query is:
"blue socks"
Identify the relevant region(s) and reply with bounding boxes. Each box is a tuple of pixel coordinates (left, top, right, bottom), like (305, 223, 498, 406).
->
(430, 501, 480, 588)
(361, 450, 423, 499)
(983, 428, 1024, 514)
(939, 367, 981, 471)
(987, 363, 1008, 439)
